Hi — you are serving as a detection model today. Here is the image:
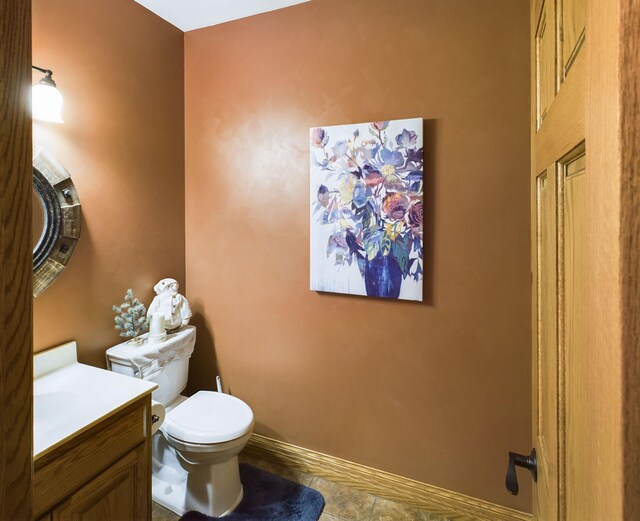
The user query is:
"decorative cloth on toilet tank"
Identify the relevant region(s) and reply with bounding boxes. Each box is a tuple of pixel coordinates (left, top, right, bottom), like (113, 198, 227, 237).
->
(105, 325, 195, 379)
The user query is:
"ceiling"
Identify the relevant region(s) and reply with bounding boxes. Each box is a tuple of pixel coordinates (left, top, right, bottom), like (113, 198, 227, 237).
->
(134, 0, 311, 32)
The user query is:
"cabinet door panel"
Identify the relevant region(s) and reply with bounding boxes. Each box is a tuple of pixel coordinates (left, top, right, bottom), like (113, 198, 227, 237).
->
(34, 400, 146, 518)
(53, 445, 147, 521)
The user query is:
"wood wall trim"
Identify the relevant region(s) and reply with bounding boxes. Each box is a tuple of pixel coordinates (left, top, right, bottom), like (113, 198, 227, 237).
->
(620, 0, 640, 518)
(245, 434, 531, 521)
(0, 1, 33, 519)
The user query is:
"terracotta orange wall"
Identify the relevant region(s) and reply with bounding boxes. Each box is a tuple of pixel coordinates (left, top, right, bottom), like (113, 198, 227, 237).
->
(185, 0, 531, 511)
(32, 0, 185, 368)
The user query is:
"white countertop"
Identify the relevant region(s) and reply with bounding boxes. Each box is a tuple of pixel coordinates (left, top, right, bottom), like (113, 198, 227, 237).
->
(34, 342, 157, 460)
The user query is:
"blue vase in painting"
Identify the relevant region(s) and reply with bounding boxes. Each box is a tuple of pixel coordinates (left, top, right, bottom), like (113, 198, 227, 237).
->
(364, 252, 402, 299)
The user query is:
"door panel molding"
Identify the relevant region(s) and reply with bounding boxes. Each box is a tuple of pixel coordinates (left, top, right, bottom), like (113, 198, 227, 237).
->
(559, 0, 586, 79)
(532, 50, 585, 173)
(535, 0, 556, 129)
(556, 141, 585, 521)
(534, 168, 559, 521)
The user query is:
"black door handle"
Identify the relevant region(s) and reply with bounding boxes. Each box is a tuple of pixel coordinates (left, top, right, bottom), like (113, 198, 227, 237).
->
(505, 448, 537, 495)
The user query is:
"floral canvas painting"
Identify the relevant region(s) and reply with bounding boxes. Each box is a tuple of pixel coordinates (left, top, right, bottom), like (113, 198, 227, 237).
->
(310, 118, 424, 301)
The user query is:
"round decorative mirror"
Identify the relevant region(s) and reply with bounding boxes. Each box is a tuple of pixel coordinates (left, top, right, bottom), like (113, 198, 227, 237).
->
(32, 148, 81, 298)
(32, 189, 45, 250)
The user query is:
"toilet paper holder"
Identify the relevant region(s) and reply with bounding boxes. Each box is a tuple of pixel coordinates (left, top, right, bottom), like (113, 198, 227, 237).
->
(150, 400, 166, 435)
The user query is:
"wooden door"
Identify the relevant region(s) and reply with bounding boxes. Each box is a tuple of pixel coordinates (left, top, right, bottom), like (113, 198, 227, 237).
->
(0, 1, 33, 520)
(531, 0, 586, 519)
(52, 446, 148, 521)
(530, 0, 627, 519)
(620, 1, 640, 518)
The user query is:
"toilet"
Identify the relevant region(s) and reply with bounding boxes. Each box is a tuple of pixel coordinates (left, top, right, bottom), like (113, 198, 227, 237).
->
(106, 326, 254, 517)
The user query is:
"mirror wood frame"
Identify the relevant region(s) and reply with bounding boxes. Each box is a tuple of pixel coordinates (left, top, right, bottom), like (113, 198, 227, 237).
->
(32, 148, 81, 298)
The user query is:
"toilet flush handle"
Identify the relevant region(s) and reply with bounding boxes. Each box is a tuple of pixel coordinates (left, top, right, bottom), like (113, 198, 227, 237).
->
(152, 414, 160, 424)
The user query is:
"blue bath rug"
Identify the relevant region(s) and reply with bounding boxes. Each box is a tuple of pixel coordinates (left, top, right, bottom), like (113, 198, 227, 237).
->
(179, 463, 325, 521)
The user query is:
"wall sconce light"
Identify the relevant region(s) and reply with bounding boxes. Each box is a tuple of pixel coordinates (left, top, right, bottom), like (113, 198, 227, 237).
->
(32, 65, 64, 123)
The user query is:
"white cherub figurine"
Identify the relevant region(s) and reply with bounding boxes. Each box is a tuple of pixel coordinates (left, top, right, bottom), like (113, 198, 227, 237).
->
(148, 278, 192, 332)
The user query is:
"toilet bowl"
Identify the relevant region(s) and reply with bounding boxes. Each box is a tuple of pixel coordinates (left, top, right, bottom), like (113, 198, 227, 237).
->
(161, 390, 254, 515)
(106, 326, 254, 517)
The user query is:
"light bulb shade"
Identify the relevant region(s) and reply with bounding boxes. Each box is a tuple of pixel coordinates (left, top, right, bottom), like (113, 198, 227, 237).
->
(32, 82, 64, 123)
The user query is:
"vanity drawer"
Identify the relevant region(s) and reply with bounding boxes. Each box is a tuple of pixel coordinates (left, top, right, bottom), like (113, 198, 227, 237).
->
(34, 397, 149, 518)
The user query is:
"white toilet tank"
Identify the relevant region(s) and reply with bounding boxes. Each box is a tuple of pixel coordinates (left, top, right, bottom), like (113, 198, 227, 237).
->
(106, 325, 196, 405)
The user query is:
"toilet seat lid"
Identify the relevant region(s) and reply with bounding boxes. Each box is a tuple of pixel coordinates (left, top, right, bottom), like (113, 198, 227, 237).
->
(163, 391, 254, 444)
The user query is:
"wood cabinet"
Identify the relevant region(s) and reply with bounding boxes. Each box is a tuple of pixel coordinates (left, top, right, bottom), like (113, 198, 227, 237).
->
(34, 397, 152, 521)
(52, 446, 146, 521)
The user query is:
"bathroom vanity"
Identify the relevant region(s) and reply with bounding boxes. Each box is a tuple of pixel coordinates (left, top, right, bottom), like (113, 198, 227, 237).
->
(33, 342, 157, 520)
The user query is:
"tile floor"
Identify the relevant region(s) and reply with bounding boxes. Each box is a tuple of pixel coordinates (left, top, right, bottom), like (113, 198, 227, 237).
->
(152, 452, 451, 521)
